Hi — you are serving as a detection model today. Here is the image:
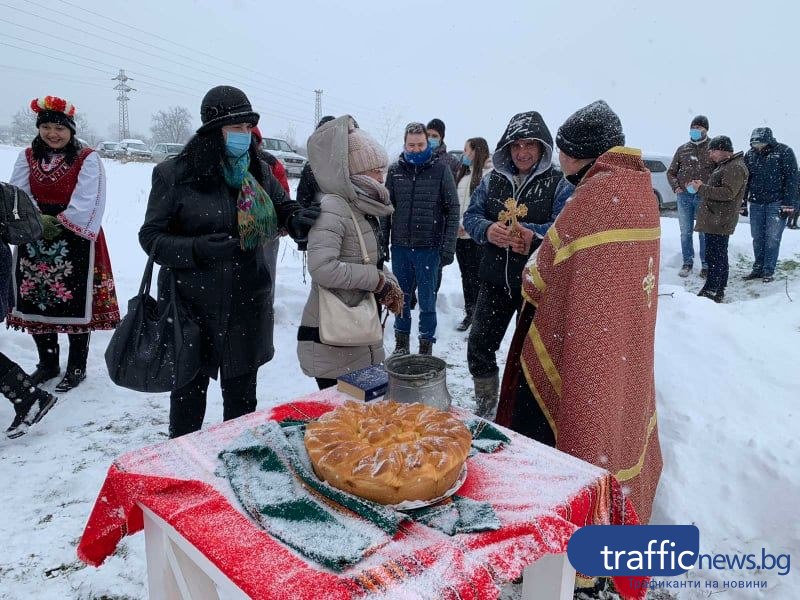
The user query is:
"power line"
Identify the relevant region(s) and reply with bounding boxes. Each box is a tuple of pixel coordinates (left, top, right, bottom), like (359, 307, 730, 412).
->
(0, 3, 318, 118)
(0, 14, 312, 119)
(44, 0, 385, 120)
(0, 31, 314, 125)
(51, 0, 317, 96)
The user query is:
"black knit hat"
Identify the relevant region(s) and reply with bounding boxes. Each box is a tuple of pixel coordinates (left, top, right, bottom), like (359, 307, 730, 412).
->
(317, 115, 335, 129)
(36, 110, 76, 134)
(197, 85, 259, 134)
(708, 135, 733, 153)
(426, 118, 446, 140)
(691, 115, 709, 130)
(556, 100, 625, 160)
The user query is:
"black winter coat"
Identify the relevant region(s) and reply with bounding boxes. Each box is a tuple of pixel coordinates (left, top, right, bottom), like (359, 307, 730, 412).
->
(139, 156, 301, 380)
(0, 240, 11, 322)
(382, 154, 459, 256)
(744, 133, 798, 207)
(296, 163, 321, 208)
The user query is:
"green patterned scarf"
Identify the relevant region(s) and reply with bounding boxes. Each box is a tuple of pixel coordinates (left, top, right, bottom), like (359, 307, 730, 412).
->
(223, 155, 278, 250)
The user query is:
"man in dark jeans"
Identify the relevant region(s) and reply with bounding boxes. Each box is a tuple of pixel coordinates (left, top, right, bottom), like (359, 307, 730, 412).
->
(463, 111, 561, 419)
(742, 127, 798, 282)
(382, 122, 459, 356)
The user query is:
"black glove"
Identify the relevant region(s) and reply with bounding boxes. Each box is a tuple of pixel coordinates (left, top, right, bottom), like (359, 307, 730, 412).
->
(440, 249, 455, 266)
(290, 205, 322, 237)
(193, 233, 240, 262)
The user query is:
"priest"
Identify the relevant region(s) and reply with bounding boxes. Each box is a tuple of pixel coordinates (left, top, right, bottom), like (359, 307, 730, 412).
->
(497, 100, 663, 523)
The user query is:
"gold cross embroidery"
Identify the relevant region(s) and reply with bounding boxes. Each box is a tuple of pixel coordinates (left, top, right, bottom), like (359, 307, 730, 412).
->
(498, 198, 528, 236)
(642, 257, 656, 308)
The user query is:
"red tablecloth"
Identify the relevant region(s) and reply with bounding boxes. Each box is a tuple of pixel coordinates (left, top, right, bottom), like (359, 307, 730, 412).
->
(78, 389, 646, 599)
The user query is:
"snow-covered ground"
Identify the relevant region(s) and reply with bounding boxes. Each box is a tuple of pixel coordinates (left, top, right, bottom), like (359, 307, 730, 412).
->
(0, 144, 797, 599)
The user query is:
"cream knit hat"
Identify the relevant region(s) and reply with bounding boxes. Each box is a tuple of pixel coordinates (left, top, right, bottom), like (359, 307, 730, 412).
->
(348, 128, 388, 175)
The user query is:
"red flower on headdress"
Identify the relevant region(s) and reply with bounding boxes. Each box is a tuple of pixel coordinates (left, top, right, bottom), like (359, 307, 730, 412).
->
(30, 96, 76, 117)
(47, 96, 67, 113)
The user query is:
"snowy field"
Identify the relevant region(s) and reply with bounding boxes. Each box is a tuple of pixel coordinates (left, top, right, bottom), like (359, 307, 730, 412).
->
(0, 144, 798, 599)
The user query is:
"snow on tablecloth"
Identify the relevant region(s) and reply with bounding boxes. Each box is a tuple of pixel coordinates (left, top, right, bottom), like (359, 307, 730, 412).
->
(77, 388, 646, 599)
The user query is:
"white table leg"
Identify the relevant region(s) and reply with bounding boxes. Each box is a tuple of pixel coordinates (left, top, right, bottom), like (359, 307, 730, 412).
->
(140, 504, 249, 600)
(520, 553, 576, 600)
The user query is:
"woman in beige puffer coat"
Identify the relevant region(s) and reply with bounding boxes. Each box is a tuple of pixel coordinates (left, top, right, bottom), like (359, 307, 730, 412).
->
(297, 116, 403, 389)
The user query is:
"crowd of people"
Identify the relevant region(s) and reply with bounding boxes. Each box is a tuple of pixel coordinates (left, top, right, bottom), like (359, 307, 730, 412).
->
(667, 116, 798, 300)
(3, 86, 798, 537)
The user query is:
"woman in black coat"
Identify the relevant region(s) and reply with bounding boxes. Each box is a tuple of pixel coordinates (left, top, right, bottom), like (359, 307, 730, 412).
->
(139, 86, 319, 437)
(0, 183, 57, 438)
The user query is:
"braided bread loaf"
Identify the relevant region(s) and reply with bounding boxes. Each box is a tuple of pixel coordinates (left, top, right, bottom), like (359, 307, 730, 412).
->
(304, 400, 472, 505)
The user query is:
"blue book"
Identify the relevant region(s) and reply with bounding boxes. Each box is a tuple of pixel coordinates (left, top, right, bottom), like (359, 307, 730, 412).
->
(336, 365, 388, 401)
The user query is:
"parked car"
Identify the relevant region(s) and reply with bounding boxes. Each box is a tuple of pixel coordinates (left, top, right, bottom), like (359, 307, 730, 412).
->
(95, 141, 121, 159)
(118, 139, 153, 161)
(643, 154, 677, 210)
(260, 137, 307, 177)
(152, 142, 184, 163)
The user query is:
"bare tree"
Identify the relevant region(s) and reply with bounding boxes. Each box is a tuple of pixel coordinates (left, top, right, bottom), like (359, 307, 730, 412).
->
(75, 113, 100, 146)
(278, 122, 299, 150)
(375, 107, 405, 155)
(150, 106, 192, 143)
(10, 108, 37, 144)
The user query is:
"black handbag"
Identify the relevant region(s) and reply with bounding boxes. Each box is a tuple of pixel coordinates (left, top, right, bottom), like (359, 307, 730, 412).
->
(105, 255, 201, 393)
(0, 182, 44, 245)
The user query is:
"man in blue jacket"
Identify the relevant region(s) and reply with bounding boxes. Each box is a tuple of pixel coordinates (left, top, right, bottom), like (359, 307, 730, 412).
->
(383, 122, 459, 355)
(743, 128, 798, 282)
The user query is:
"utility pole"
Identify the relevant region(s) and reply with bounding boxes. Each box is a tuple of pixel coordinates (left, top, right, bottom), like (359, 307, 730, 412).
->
(112, 69, 135, 140)
(314, 89, 323, 127)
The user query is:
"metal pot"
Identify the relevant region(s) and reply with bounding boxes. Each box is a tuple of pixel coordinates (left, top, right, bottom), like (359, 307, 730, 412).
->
(383, 354, 452, 411)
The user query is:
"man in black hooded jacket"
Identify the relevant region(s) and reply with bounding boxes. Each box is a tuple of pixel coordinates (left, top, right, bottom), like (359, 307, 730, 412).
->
(463, 111, 561, 419)
(742, 127, 798, 281)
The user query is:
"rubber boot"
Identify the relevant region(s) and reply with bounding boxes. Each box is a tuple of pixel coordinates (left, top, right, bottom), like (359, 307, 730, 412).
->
(473, 373, 500, 421)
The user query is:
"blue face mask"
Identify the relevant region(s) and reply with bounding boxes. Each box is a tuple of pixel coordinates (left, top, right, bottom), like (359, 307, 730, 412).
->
(404, 145, 433, 165)
(225, 131, 251, 157)
(689, 129, 703, 142)
(461, 154, 472, 166)
(686, 184, 697, 194)
(427, 137, 440, 150)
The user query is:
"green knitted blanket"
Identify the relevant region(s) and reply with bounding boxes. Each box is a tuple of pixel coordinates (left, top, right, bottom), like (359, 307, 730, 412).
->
(218, 418, 506, 571)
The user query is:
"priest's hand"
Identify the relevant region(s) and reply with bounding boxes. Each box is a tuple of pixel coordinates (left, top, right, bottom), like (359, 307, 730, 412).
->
(510, 225, 534, 255)
(486, 223, 512, 248)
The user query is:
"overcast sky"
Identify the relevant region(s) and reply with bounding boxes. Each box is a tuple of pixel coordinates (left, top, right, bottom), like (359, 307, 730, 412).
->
(1, 0, 798, 157)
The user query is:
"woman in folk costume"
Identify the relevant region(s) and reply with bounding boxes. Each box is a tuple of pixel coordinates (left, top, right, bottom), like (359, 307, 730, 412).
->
(8, 96, 120, 392)
(139, 85, 320, 438)
(0, 183, 57, 438)
(497, 101, 662, 525)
